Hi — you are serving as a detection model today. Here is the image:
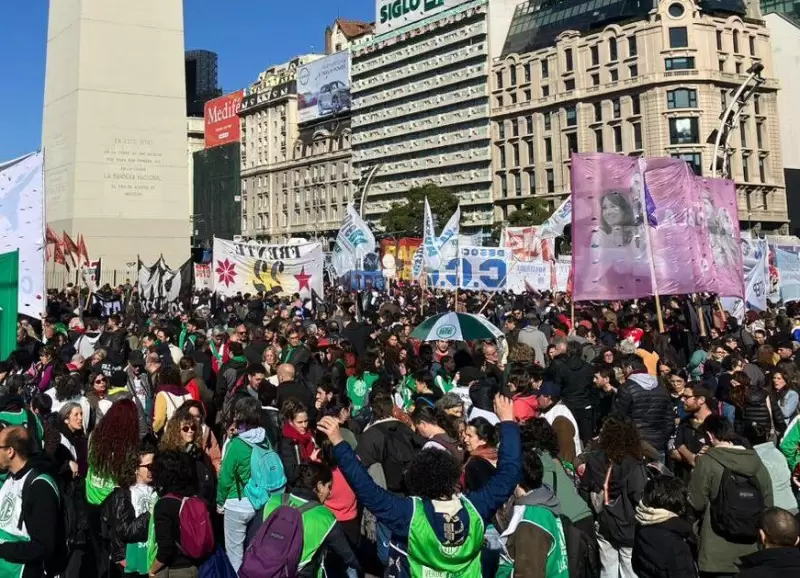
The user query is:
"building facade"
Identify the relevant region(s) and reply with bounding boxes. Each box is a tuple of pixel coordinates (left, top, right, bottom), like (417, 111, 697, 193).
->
(187, 116, 205, 228)
(350, 0, 524, 233)
(491, 0, 788, 231)
(193, 142, 241, 246)
(185, 50, 221, 117)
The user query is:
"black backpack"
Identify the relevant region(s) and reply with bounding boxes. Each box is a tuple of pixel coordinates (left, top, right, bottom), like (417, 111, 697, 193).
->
(381, 424, 416, 493)
(709, 457, 764, 543)
(560, 515, 600, 578)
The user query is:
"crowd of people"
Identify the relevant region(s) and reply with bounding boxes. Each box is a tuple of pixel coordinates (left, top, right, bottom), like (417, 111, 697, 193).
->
(2, 282, 800, 578)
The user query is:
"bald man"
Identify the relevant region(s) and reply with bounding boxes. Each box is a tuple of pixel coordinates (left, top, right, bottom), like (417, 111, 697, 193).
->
(275, 363, 315, 420)
(738, 507, 800, 576)
(0, 427, 61, 576)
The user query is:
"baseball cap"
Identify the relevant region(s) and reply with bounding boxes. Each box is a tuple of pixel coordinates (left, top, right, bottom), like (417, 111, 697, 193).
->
(536, 382, 561, 397)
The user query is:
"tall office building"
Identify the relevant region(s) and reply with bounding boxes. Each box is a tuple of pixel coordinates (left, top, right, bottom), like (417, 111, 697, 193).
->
(42, 0, 190, 273)
(351, 0, 524, 233)
(761, 0, 800, 20)
(491, 0, 788, 231)
(186, 50, 222, 117)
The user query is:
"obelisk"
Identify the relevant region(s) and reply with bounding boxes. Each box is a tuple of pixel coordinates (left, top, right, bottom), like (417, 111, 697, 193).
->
(42, 0, 189, 275)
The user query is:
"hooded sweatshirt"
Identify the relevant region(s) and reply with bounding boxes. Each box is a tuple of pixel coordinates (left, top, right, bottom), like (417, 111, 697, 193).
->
(217, 427, 268, 512)
(632, 504, 697, 578)
(75, 331, 102, 360)
(688, 445, 774, 574)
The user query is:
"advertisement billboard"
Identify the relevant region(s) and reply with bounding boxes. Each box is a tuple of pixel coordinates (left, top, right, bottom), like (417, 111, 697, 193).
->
(375, 0, 469, 36)
(296, 52, 351, 123)
(204, 90, 244, 148)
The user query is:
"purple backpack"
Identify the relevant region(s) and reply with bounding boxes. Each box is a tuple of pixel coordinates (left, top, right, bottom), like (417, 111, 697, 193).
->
(165, 494, 215, 560)
(239, 494, 319, 578)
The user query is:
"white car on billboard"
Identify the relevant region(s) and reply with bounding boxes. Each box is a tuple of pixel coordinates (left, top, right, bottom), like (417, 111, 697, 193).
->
(317, 80, 351, 115)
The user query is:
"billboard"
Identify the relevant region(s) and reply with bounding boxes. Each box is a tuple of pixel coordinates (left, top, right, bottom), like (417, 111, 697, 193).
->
(376, 0, 469, 36)
(296, 52, 351, 123)
(204, 90, 244, 148)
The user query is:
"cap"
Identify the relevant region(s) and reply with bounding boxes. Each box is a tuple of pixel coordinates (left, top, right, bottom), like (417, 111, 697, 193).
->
(536, 381, 561, 397)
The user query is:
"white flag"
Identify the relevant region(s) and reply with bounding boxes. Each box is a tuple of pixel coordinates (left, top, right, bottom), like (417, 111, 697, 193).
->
(539, 198, 572, 239)
(332, 203, 376, 277)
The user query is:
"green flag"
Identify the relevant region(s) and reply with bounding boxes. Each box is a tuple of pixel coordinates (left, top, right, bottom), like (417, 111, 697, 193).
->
(0, 251, 19, 359)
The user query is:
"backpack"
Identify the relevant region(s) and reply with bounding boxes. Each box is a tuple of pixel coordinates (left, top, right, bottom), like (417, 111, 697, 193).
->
(164, 494, 215, 560)
(597, 462, 650, 548)
(198, 545, 237, 578)
(381, 424, 417, 493)
(239, 494, 320, 578)
(708, 457, 765, 543)
(560, 515, 600, 578)
(239, 439, 286, 510)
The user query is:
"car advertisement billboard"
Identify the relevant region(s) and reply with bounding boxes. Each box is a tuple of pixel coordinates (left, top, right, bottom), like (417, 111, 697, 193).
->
(375, 0, 469, 36)
(204, 90, 244, 148)
(297, 52, 351, 124)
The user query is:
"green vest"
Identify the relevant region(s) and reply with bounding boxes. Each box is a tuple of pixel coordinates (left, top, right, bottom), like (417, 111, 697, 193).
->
(346, 373, 379, 414)
(497, 504, 569, 578)
(86, 464, 117, 505)
(407, 496, 484, 578)
(263, 493, 336, 576)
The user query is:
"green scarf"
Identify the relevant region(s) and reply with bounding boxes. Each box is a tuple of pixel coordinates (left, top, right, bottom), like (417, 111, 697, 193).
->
(178, 325, 188, 350)
(209, 341, 222, 362)
(230, 354, 248, 364)
(281, 345, 296, 363)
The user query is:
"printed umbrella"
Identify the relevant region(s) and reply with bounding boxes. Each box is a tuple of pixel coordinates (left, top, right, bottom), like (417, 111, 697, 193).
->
(411, 312, 504, 342)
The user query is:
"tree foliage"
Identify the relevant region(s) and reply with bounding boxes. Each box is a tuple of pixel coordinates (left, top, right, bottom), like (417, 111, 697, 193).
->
(491, 197, 552, 241)
(378, 183, 460, 236)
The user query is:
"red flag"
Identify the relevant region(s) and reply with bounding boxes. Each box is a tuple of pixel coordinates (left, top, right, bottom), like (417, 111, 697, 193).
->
(62, 232, 79, 266)
(46, 245, 52, 262)
(54, 243, 69, 271)
(77, 234, 89, 266)
(46, 225, 60, 245)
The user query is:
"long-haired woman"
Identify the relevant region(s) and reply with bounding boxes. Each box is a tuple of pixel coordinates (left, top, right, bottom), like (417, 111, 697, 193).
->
(731, 370, 786, 439)
(278, 399, 316, 488)
(159, 405, 216, 506)
(772, 369, 800, 421)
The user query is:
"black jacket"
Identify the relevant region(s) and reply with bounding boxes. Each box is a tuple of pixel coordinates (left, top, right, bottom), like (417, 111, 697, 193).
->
(734, 387, 786, 438)
(632, 516, 698, 578)
(276, 380, 316, 421)
(547, 353, 595, 409)
(737, 547, 800, 578)
(244, 339, 269, 365)
(611, 373, 674, 451)
(103, 486, 150, 564)
(216, 357, 249, 419)
(99, 329, 129, 366)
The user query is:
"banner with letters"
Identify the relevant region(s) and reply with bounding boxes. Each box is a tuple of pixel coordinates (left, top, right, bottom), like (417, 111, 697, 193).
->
(194, 263, 212, 291)
(501, 226, 554, 262)
(457, 246, 508, 292)
(775, 244, 800, 303)
(212, 238, 323, 299)
(508, 261, 551, 294)
(332, 203, 376, 278)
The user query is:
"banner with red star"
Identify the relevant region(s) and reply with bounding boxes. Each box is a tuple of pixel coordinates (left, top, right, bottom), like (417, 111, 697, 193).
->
(212, 238, 324, 299)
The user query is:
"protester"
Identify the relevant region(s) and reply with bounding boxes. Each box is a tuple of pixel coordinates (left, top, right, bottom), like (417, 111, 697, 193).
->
(737, 507, 800, 577)
(151, 366, 192, 435)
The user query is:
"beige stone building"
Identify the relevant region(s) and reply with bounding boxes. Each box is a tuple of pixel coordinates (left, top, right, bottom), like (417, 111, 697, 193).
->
(491, 0, 788, 231)
(187, 116, 205, 223)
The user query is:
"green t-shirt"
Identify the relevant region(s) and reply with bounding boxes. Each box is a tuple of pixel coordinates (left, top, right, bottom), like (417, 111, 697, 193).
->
(346, 372, 380, 414)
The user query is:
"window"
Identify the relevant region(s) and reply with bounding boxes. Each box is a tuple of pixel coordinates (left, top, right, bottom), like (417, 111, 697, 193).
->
(632, 122, 643, 150)
(733, 30, 740, 53)
(716, 30, 723, 51)
(566, 105, 577, 127)
(757, 122, 764, 149)
(512, 120, 520, 137)
(595, 128, 604, 152)
(496, 71, 503, 89)
(514, 174, 522, 196)
(498, 122, 505, 140)
(742, 153, 749, 181)
(564, 78, 575, 92)
(591, 45, 599, 66)
(565, 48, 573, 72)
(546, 169, 555, 193)
(735, 62, 742, 74)
(594, 102, 603, 122)
(541, 59, 549, 78)
(667, 88, 697, 109)
(612, 98, 621, 118)
(566, 132, 578, 154)
(749, 35, 756, 56)
(591, 73, 600, 86)
(510, 92, 518, 105)
(544, 112, 552, 131)
(628, 36, 638, 57)
(527, 116, 534, 135)
(672, 153, 702, 175)
(719, 59, 725, 72)
(665, 57, 695, 70)
(629, 64, 638, 78)
(529, 173, 536, 194)
(759, 157, 767, 183)
(754, 94, 761, 115)
(524, 89, 532, 101)
(528, 141, 535, 164)
(496, 96, 503, 108)
(524, 65, 531, 83)
(669, 117, 699, 144)
(609, 37, 618, 61)
(668, 3, 685, 17)
(721, 89, 728, 110)
(542, 85, 550, 97)
(512, 143, 520, 166)
(610, 68, 619, 82)
(740, 121, 748, 148)
(632, 94, 641, 115)
(500, 175, 508, 197)
(545, 138, 553, 162)
(669, 27, 688, 48)
(499, 145, 506, 168)
(510, 66, 517, 86)
(614, 126, 623, 152)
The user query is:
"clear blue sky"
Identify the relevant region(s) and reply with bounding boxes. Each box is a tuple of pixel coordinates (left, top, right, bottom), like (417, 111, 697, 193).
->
(0, 0, 374, 160)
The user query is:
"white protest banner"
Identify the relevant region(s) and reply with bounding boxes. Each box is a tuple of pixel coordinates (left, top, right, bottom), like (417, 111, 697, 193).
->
(332, 203, 376, 278)
(0, 151, 45, 317)
(194, 263, 212, 291)
(554, 261, 571, 293)
(741, 238, 768, 311)
(213, 238, 324, 299)
(457, 246, 508, 292)
(501, 226, 554, 262)
(508, 260, 551, 294)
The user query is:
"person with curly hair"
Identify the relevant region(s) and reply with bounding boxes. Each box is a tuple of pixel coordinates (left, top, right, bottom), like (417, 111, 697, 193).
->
(159, 405, 216, 506)
(579, 417, 649, 578)
(317, 394, 521, 578)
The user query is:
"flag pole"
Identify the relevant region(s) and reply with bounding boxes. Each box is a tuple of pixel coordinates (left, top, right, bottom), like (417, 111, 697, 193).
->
(638, 160, 665, 333)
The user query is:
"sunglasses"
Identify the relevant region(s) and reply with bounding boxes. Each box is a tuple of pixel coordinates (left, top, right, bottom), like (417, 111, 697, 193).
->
(181, 425, 198, 433)
(94, 379, 107, 384)
(139, 463, 153, 471)
(680, 394, 698, 400)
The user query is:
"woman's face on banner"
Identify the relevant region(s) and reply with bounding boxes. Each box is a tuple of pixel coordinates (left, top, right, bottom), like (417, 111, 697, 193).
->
(602, 195, 626, 227)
